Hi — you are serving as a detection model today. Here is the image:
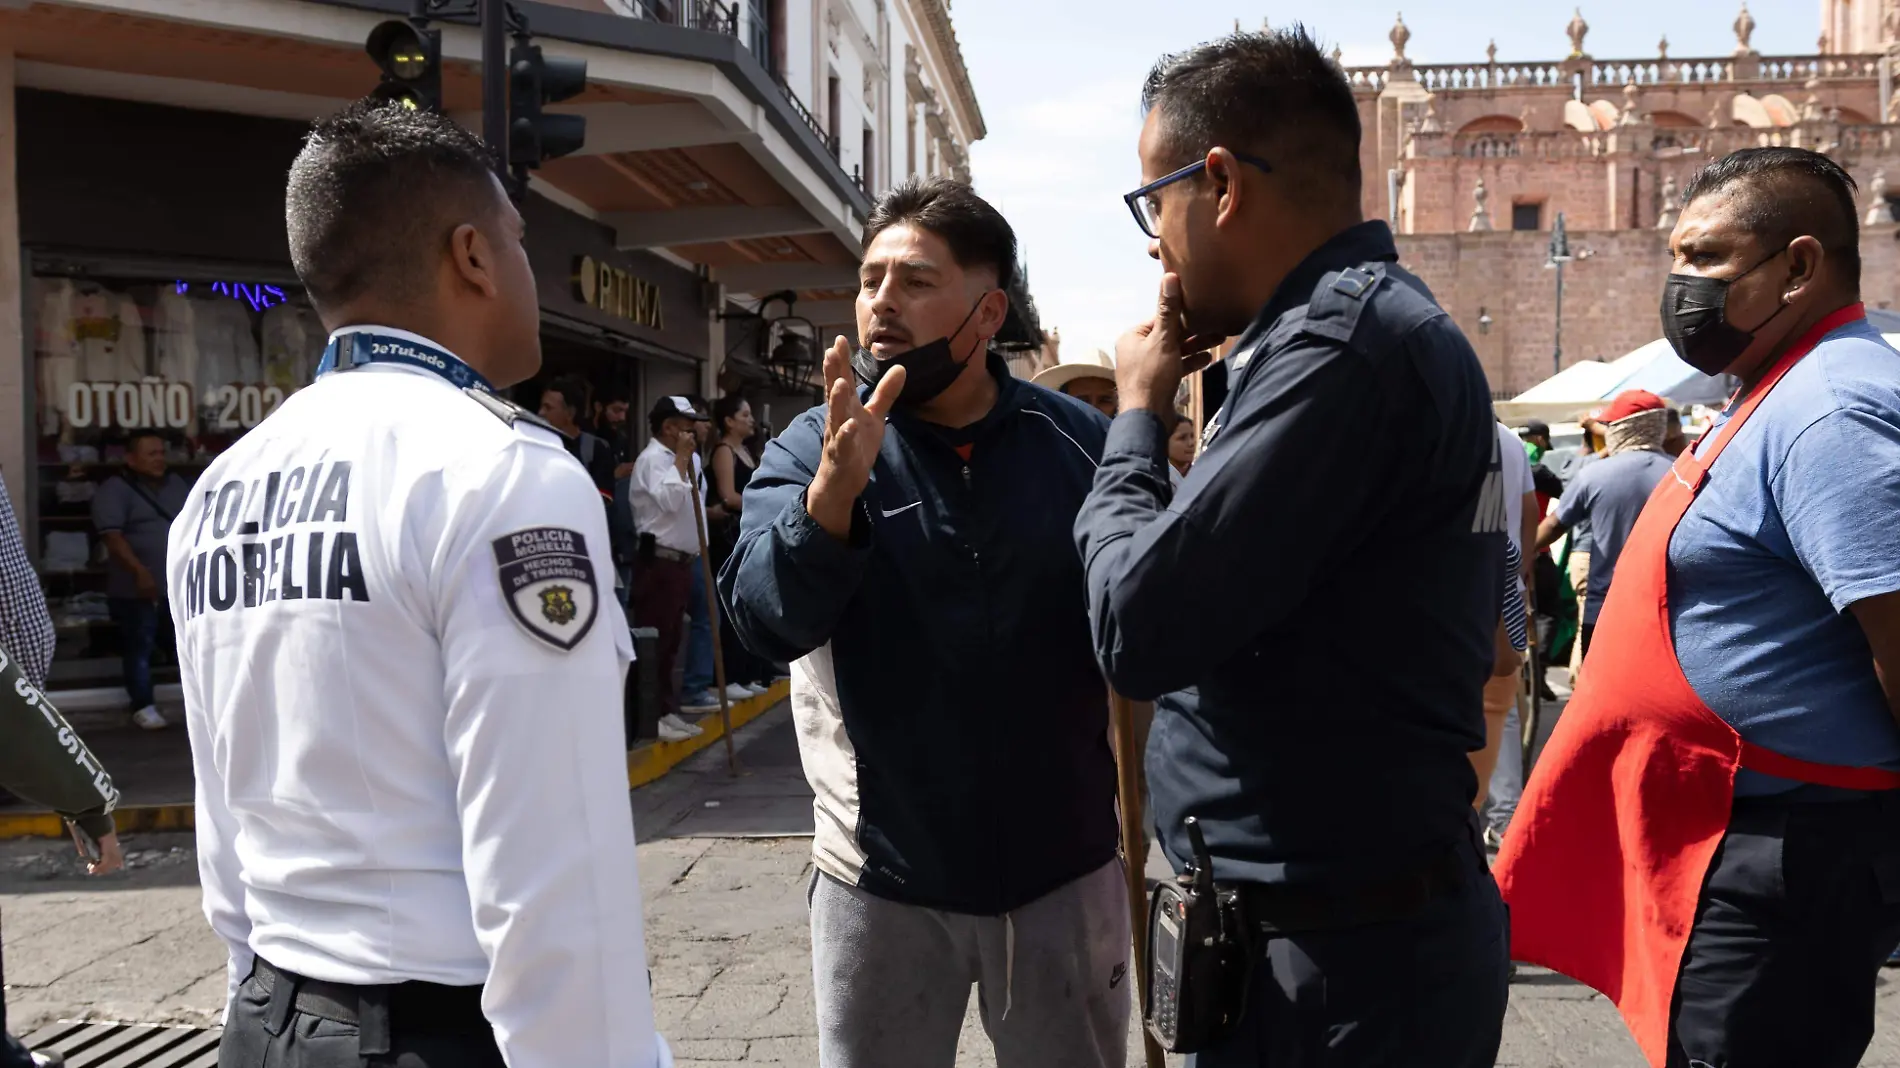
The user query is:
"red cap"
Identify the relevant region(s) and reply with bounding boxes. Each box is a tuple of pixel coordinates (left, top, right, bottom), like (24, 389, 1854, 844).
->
(1599, 389, 1666, 423)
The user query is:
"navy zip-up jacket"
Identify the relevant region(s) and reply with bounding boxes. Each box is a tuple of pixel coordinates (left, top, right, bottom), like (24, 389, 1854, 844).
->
(719, 355, 1119, 914)
(1076, 222, 1504, 887)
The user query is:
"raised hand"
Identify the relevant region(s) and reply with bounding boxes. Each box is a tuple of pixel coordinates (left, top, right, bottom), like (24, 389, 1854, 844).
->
(1114, 273, 1221, 418)
(808, 337, 906, 540)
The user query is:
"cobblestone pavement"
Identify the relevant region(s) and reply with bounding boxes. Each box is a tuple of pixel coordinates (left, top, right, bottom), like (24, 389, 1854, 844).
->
(9, 704, 1900, 1065)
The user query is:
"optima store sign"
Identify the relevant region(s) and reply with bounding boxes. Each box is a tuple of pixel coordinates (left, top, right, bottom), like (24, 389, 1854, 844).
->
(574, 256, 664, 331)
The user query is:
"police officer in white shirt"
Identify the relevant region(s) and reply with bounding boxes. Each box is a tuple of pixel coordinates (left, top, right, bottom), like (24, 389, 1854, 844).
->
(168, 101, 671, 1068)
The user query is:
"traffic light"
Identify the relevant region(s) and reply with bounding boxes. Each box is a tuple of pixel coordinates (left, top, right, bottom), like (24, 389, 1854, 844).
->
(509, 40, 586, 169)
(366, 20, 442, 112)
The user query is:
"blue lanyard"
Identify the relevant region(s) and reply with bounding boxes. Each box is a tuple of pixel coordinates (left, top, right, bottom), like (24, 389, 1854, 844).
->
(316, 331, 493, 394)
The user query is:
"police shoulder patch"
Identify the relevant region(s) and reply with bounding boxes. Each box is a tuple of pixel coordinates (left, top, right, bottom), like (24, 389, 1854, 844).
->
(492, 527, 599, 651)
(465, 388, 560, 435)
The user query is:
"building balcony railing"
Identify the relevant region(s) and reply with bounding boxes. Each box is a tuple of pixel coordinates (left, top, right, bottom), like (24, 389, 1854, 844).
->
(614, 0, 858, 182)
(1346, 52, 1884, 95)
(1418, 120, 1897, 162)
(618, 0, 738, 36)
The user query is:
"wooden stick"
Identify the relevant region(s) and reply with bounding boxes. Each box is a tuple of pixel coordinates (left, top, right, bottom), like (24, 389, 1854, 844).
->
(688, 471, 738, 776)
(1110, 690, 1165, 1068)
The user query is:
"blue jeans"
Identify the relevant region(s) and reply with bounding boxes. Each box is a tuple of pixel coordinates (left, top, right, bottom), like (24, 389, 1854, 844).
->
(684, 558, 715, 694)
(1484, 703, 1523, 834)
(108, 597, 161, 709)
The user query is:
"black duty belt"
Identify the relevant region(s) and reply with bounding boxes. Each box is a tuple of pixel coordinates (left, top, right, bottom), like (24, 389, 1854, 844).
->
(1237, 837, 1475, 936)
(252, 955, 487, 1055)
(651, 546, 693, 563)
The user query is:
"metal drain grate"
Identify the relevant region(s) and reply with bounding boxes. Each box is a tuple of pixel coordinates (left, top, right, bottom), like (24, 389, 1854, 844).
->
(20, 1021, 220, 1068)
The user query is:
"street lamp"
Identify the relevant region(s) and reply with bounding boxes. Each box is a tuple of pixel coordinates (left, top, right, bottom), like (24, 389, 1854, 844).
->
(1477, 306, 1493, 336)
(1545, 212, 1575, 376)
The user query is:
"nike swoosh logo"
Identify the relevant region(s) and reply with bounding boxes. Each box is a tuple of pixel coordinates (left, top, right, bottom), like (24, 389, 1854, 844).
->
(880, 502, 923, 518)
(1110, 962, 1127, 989)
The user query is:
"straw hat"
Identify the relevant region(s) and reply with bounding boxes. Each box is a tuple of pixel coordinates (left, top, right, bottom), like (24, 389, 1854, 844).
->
(1031, 348, 1117, 393)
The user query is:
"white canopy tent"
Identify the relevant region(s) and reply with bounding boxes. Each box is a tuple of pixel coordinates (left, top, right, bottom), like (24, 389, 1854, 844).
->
(1499, 310, 1900, 427)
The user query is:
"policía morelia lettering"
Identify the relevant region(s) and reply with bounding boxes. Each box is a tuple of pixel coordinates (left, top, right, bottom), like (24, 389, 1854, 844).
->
(178, 458, 370, 618)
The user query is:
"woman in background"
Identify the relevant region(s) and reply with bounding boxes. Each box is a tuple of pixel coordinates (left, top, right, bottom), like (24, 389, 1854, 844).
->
(709, 394, 772, 694)
(1168, 412, 1198, 491)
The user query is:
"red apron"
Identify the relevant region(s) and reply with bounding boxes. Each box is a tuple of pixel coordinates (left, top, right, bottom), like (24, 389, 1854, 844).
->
(1493, 303, 1900, 1067)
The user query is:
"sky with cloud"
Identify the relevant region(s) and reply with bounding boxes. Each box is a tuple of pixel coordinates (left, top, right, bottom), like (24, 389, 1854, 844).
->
(955, 0, 1819, 360)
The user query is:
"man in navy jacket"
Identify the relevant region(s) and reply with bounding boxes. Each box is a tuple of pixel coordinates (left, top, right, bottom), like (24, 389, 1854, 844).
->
(1079, 31, 1509, 1067)
(720, 178, 1128, 1068)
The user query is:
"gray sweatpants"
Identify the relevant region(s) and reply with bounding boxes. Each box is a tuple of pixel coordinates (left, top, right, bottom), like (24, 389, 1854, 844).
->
(810, 859, 1130, 1068)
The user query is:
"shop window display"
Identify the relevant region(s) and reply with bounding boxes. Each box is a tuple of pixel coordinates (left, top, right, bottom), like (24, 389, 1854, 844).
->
(31, 269, 326, 684)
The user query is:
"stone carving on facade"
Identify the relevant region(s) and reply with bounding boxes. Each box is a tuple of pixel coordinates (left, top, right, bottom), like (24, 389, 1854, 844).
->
(1418, 94, 1443, 133)
(1520, 102, 1537, 130)
(1389, 13, 1414, 78)
(1801, 74, 1824, 122)
(1468, 176, 1493, 231)
(1566, 8, 1590, 58)
(1733, 2, 1756, 54)
(1885, 0, 1900, 51)
(826, 8, 841, 56)
(1868, 170, 1892, 226)
(1657, 174, 1680, 231)
(1657, 35, 1669, 60)
(1709, 93, 1731, 128)
(1619, 83, 1644, 126)
(1331, 44, 1344, 68)
(1486, 39, 1497, 65)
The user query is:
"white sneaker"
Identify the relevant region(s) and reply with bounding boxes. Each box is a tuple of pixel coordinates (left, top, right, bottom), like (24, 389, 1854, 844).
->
(722, 682, 754, 701)
(658, 713, 704, 740)
(742, 681, 771, 696)
(132, 706, 167, 731)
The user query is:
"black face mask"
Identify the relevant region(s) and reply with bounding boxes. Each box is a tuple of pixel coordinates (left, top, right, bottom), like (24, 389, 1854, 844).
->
(850, 295, 988, 409)
(1660, 245, 1793, 376)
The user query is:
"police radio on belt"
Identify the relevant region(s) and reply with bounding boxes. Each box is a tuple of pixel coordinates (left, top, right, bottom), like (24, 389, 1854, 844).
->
(1145, 817, 1252, 1053)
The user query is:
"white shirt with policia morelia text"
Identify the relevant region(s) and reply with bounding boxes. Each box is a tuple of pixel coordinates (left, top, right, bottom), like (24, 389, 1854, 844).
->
(167, 326, 672, 1068)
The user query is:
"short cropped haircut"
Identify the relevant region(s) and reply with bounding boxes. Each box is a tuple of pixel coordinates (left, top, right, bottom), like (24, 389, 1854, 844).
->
(1142, 27, 1362, 207)
(124, 429, 165, 452)
(864, 177, 1018, 291)
(543, 375, 589, 417)
(287, 100, 499, 312)
(1680, 147, 1861, 281)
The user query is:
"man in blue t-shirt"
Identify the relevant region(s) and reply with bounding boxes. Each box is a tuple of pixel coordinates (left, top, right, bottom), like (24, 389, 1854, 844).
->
(1649, 148, 1900, 1067)
(1534, 390, 1673, 659)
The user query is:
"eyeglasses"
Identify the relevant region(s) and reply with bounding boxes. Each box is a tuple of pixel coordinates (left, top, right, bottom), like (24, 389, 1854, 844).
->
(1123, 153, 1274, 239)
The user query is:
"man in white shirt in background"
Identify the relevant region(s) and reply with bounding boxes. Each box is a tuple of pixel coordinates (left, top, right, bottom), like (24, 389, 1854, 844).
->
(1471, 421, 1539, 847)
(631, 395, 713, 741)
(173, 100, 670, 1068)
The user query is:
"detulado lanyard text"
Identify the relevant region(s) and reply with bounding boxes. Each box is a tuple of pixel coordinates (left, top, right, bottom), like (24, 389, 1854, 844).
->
(315, 331, 494, 394)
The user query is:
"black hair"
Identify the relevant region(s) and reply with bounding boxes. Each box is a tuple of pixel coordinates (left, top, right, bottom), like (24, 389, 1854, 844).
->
(286, 99, 501, 312)
(124, 429, 166, 452)
(1141, 27, 1361, 207)
(542, 375, 589, 417)
(712, 393, 749, 435)
(1679, 147, 1861, 282)
(864, 177, 1019, 290)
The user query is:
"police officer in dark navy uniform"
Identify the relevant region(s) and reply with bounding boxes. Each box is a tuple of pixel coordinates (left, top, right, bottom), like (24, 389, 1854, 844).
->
(1077, 29, 1509, 1066)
